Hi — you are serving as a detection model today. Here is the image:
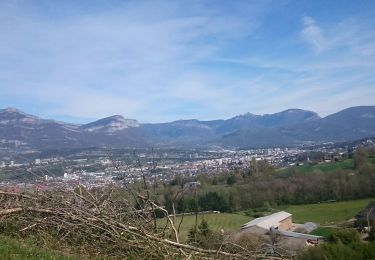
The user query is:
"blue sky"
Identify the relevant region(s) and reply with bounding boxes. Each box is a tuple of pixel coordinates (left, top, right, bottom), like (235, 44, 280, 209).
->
(0, 0, 374, 123)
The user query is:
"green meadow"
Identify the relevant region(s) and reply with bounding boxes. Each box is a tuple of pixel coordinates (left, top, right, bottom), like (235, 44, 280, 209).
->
(278, 159, 355, 175)
(0, 236, 77, 260)
(157, 213, 250, 241)
(160, 197, 374, 241)
(278, 198, 374, 225)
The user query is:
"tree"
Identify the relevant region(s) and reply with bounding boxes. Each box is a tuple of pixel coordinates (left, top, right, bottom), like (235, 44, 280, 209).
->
(187, 219, 219, 249)
(226, 174, 236, 185)
(257, 160, 274, 175)
(249, 157, 258, 176)
(198, 192, 230, 212)
(354, 147, 369, 170)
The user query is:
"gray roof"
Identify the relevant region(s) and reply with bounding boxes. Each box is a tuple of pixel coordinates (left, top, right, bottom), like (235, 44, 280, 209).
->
(302, 222, 319, 232)
(277, 230, 323, 240)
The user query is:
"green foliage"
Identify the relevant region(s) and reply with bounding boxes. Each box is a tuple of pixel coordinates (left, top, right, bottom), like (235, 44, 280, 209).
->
(198, 192, 230, 212)
(188, 219, 211, 241)
(244, 203, 277, 218)
(157, 213, 249, 241)
(328, 229, 361, 244)
(279, 159, 355, 176)
(310, 227, 337, 238)
(299, 242, 375, 260)
(256, 160, 275, 175)
(0, 235, 77, 260)
(299, 228, 374, 260)
(169, 191, 231, 214)
(226, 174, 236, 185)
(249, 157, 257, 176)
(188, 219, 220, 249)
(279, 198, 374, 225)
(163, 192, 173, 213)
(163, 148, 375, 219)
(354, 147, 369, 170)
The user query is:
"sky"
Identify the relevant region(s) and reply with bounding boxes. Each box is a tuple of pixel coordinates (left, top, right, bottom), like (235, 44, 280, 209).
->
(0, 0, 375, 123)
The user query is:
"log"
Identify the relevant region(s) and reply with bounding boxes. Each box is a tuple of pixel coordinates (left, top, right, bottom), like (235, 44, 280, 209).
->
(0, 207, 23, 216)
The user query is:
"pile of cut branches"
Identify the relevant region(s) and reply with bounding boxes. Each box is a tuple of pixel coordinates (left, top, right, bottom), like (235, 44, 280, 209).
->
(0, 188, 287, 259)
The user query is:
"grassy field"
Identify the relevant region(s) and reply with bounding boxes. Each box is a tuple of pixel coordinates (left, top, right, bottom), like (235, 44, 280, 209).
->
(0, 236, 77, 260)
(310, 227, 337, 237)
(278, 198, 374, 225)
(279, 159, 355, 175)
(160, 197, 374, 240)
(157, 213, 250, 241)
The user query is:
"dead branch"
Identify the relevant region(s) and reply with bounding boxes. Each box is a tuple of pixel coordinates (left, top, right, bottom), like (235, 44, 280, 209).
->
(0, 190, 36, 200)
(0, 207, 23, 216)
(0, 187, 288, 259)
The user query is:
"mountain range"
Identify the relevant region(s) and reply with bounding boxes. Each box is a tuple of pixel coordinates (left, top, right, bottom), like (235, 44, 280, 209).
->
(0, 106, 375, 151)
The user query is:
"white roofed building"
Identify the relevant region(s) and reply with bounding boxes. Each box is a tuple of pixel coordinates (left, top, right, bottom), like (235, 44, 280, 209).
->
(239, 211, 322, 252)
(241, 211, 292, 231)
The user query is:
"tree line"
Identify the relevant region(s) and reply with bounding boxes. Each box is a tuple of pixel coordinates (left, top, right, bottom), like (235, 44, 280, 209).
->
(162, 147, 375, 214)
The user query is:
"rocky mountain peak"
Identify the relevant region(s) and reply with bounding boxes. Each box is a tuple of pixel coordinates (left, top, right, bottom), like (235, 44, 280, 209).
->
(0, 107, 43, 125)
(2, 107, 21, 113)
(231, 112, 258, 120)
(82, 115, 140, 133)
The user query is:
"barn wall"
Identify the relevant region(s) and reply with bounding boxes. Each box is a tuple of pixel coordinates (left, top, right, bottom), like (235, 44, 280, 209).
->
(278, 216, 292, 230)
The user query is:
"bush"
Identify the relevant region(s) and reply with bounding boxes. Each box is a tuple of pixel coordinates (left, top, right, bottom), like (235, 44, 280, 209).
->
(299, 228, 375, 260)
(188, 219, 221, 249)
(328, 229, 361, 245)
(299, 242, 375, 260)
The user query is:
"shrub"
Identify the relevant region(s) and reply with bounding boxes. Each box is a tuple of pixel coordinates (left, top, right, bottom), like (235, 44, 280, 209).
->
(328, 229, 361, 245)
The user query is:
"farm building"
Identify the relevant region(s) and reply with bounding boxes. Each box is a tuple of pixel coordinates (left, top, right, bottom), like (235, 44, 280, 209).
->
(240, 211, 322, 252)
(241, 211, 293, 231)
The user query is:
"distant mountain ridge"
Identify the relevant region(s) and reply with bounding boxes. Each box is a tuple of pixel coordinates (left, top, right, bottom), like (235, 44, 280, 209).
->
(0, 106, 374, 150)
(82, 115, 139, 134)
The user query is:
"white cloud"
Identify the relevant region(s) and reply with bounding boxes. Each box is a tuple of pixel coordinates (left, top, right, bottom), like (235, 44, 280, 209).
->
(0, 0, 267, 122)
(0, 1, 373, 123)
(301, 16, 327, 53)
